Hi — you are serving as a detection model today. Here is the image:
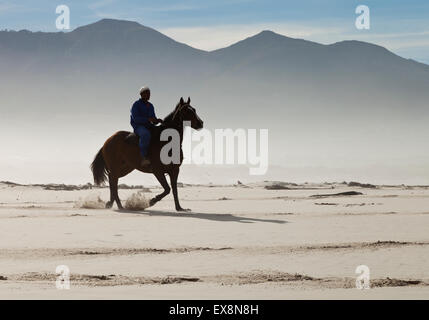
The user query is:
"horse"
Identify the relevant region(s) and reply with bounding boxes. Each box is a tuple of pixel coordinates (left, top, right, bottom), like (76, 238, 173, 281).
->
(90, 97, 204, 211)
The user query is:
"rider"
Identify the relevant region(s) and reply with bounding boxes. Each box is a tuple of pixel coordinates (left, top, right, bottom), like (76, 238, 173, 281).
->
(130, 86, 163, 166)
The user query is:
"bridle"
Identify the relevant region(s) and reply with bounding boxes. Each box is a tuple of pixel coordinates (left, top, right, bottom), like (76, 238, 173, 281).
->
(172, 103, 190, 122)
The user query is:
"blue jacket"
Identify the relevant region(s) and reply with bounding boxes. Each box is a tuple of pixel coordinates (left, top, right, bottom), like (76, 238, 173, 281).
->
(130, 99, 156, 129)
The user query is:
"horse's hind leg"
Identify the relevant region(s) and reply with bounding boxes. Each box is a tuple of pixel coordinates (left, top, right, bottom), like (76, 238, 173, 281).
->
(105, 174, 115, 208)
(108, 174, 123, 210)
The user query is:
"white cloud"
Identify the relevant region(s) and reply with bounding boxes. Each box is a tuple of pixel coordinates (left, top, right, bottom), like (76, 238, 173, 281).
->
(160, 23, 343, 51)
(88, 0, 117, 10)
(347, 31, 429, 50)
(141, 3, 200, 13)
(159, 22, 429, 64)
(0, 2, 23, 14)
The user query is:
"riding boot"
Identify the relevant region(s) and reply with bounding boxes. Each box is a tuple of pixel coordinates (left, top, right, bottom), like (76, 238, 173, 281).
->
(141, 157, 151, 167)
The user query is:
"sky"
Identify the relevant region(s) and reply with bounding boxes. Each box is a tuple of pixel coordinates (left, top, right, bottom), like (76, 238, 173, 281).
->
(0, 0, 429, 63)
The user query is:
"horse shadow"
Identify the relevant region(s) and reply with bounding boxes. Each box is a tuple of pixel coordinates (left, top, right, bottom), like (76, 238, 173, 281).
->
(114, 208, 287, 224)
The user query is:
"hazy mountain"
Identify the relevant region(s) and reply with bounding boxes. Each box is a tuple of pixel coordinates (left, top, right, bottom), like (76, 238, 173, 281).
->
(1, 19, 428, 88)
(210, 30, 429, 105)
(1, 18, 429, 101)
(1, 19, 429, 184)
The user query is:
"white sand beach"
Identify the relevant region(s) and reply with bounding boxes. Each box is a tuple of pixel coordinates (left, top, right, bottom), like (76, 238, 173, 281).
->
(0, 181, 428, 299)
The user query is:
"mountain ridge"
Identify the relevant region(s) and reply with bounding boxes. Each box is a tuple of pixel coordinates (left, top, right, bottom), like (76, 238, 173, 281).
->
(1, 18, 428, 67)
(1, 18, 428, 114)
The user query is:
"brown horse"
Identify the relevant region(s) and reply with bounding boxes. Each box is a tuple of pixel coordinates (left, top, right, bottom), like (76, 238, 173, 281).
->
(90, 97, 203, 211)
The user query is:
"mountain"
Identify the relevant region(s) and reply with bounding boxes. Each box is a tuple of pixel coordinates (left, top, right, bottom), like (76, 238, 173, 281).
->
(1, 19, 428, 92)
(1, 19, 429, 184)
(2, 19, 429, 84)
(1, 18, 428, 120)
(0, 19, 209, 76)
(211, 30, 429, 93)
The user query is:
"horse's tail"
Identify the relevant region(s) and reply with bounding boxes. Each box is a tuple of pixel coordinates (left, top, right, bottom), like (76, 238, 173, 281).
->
(91, 148, 108, 186)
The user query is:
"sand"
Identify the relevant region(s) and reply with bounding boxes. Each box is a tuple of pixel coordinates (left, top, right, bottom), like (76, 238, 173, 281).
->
(0, 181, 428, 299)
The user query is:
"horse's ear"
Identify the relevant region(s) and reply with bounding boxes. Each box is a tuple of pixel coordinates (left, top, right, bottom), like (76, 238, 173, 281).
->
(187, 97, 191, 104)
(180, 97, 184, 104)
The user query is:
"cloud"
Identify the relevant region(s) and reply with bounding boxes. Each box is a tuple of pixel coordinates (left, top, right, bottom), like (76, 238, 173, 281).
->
(160, 23, 343, 51)
(140, 3, 200, 13)
(139, 0, 254, 13)
(348, 31, 429, 50)
(159, 21, 429, 64)
(88, 0, 117, 10)
(0, 2, 23, 14)
(91, 11, 121, 19)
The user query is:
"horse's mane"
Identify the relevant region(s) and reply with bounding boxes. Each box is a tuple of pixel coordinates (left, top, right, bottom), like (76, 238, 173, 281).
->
(163, 102, 185, 125)
(163, 110, 175, 124)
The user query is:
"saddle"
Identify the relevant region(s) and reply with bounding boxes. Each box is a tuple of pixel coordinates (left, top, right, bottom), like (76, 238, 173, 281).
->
(124, 132, 152, 168)
(124, 126, 160, 146)
(124, 132, 139, 145)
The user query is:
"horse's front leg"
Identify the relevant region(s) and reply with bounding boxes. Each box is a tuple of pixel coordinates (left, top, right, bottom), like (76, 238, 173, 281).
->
(149, 171, 171, 207)
(169, 166, 190, 212)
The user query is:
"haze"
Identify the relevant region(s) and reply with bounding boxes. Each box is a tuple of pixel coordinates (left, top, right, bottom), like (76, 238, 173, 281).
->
(1, 19, 429, 185)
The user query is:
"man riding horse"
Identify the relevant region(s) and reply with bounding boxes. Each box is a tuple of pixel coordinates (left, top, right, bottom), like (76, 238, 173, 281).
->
(91, 88, 204, 211)
(130, 86, 163, 167)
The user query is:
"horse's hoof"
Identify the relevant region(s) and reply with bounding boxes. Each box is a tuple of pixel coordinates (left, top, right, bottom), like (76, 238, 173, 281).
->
(105, 201, 113, 209)
(149, 199, 157, 207)
(176, 207, 191, 212)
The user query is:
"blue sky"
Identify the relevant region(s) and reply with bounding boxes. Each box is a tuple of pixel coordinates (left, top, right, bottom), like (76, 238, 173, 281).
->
(1, 0, 429, 63)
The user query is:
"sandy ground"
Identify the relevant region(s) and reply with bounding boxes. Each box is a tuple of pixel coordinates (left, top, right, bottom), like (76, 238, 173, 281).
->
(0, 181, 428, 299)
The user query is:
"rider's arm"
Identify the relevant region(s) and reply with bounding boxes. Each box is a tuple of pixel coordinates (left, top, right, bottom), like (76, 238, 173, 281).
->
(148, 117, 163, 124)
(148, 104, 163, 124)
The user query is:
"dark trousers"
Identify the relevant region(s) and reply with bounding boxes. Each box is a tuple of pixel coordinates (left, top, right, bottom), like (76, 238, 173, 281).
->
(133, 126, 151, 157)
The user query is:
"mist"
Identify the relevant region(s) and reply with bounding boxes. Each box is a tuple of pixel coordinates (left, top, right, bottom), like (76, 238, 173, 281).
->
(1, 19, 429, 185)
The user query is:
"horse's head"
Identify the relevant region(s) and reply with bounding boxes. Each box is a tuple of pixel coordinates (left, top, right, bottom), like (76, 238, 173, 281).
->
(171, 97, 204, 130)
